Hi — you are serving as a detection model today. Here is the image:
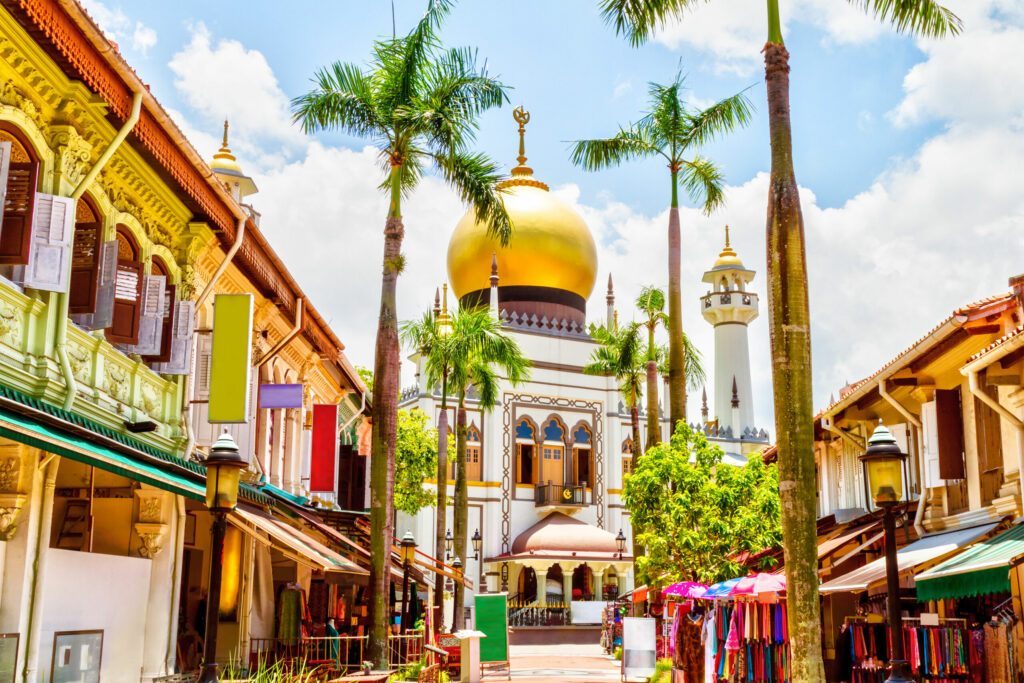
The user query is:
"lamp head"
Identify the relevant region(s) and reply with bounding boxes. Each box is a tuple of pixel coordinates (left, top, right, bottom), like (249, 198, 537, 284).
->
(204, 431, 248, 512)
(400, 530, 417, 564)
(615, 529, 627, 554)
(859, 422, 907, 508)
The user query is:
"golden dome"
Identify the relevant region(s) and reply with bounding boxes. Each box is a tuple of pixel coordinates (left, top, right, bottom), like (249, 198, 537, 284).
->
(447, 108, 597, 302)
(713, 224, 744, 269)
(210, 120, 243, 174)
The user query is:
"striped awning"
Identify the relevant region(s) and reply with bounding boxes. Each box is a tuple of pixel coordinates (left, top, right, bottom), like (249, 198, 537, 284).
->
(915, 522, 1024, 601)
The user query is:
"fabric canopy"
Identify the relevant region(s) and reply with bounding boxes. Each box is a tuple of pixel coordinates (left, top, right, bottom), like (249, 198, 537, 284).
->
(915, 522, 1024, 602)
(231, 506, 366, 575)
(703, 578, 742, 599)
(731, 573, 786, 597)
(0, 406, 205, 500)
(819, 523, 998, 594)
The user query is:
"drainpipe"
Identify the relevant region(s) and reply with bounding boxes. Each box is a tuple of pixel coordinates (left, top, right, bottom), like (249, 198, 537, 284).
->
(21, 456, 60, 683)
(964, 362, 1024, 507)
(165, 497, 186, 673)
(184, 215, 247, 460)
(54, 91, 143, 410)
(340, 391, 369, 434)
(255, 298, 304, 369)
(878, 379, 927, 535)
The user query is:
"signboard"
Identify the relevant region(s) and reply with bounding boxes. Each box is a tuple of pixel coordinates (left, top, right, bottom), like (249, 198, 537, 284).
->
(50, 630, 102, 683)
(0, 633, 16, 683)
(621, 617, 656, 682)
(259, 383, 304, 409)
(310, 404, 339, 492)
(570, 601, 604, 624)
(473, 593, 509, 668)
(208, 294, 253, 423)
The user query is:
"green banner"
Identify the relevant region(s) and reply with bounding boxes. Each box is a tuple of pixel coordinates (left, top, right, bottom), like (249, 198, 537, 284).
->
(209, 294, 253, 423)
(474, 593, 509, 664)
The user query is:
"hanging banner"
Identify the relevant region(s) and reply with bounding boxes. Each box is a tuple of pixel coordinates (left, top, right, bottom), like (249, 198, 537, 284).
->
(209, 294, 254, 423)
(258, 383, 304, 410)
(310, 403, 339, 492)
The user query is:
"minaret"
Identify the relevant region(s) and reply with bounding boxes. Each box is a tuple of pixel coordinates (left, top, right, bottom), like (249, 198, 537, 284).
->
(489, 253, 500, 319)
(606, 275, 615, 330)
(701, 226, 758, 438)
(700, 387, 709, 424)
(210, 120, 258, 202)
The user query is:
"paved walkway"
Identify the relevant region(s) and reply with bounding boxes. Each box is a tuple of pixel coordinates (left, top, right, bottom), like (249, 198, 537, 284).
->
(484, 643, 620, 683)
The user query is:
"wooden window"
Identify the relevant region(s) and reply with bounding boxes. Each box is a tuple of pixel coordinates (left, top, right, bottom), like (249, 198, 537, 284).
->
(21, 193, 74, 291)
(975, 384, 1004, 505)
(69, 197, 102, 314)
(466, 445, 481, 482)
(935, 388, 966, 480)
(150, 299, 194, 375)
(0, 128, 38, 265)
(622, 457, 633, 476)
(106, 228, 143, 344)
(517, 444, 535, 485)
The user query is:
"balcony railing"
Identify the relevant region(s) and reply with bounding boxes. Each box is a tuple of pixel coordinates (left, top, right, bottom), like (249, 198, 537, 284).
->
(535, 482, 588, 507)
(508, 600, 571, 627)
(247, 633, 424, 675)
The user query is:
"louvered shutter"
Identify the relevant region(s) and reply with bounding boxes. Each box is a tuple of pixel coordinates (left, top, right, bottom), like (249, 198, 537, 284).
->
(152, 299, 194, 375)
(121, 275, 166, 356)
(935, 388, 966, 480)
(195, 332, 213, 399)
(69, 222, 102, 314)
(0, 155, 36, 265)
(73, 240, 118, 330)
(107, 256, 143, 344)
(22, 193, 74, 292)
(921, 400, 943, 488)
(0, 141, 10, 210)
(144, 284, 177, 363)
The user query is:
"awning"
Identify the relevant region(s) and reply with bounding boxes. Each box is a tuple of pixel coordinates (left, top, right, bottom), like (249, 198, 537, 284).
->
(818, 520, 883, 561)
(819, 523, 999, 594)
(0, 406, 204, 500)
(915, 523, 1024, 602)
(231, 506, 366, 575)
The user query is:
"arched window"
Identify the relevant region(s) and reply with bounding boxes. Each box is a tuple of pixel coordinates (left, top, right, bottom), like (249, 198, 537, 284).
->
(452, 421, 483, 482)
(571, 423, 593, 488)
(515, 417, 537, 485)
(515, 418, 535, 441)
(107, 227, 143, 344)
(540, 417, 566, 485)
(0, 125, 39, 265)
(69, 194, 103, 316)
(542, 417, 565, 443)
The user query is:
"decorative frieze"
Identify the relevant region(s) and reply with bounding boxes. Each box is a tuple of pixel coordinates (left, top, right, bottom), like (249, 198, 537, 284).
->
(134, 488, 170, 558)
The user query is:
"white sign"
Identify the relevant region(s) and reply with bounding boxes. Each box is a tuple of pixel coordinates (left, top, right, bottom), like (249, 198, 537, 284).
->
(570, 601, 605, 625)
(622, 617, 657, 682)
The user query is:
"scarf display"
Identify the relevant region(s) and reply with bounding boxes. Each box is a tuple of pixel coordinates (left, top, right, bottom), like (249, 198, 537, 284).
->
(705, 601, 790, 683)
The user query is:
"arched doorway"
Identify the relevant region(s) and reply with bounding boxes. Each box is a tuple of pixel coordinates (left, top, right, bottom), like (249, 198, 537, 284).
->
(547, 564, 564, 602)
(572, 564, 594, 601)
(517, 567, 537, 601)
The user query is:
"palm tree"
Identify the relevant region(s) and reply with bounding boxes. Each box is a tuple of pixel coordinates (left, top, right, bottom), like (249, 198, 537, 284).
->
(400, 290, 457, 599)
(636, 286, 667, 448)
(445, 307, 528, 630)
(585, 322, 645, 560)
(599, 1, 961, 679)
(292, 0, 511, 666)
(570, 71, 751, 436)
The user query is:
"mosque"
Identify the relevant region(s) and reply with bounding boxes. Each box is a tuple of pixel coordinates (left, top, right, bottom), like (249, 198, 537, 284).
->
(397, 110, 769, 621)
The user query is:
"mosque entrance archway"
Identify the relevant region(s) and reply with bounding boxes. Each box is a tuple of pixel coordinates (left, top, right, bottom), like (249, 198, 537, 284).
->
(517, 567, 537, 601)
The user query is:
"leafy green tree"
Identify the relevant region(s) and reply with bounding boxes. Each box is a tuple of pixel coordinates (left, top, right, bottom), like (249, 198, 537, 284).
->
(395, 408, 451, 515)
(292, 0, 511, 665)
(570, 71, 751, 434)
(636, 286, 666, 450)
(446, 307, 528, 630)
(600, 3, 960, 678)
(624, 423, 782, 585)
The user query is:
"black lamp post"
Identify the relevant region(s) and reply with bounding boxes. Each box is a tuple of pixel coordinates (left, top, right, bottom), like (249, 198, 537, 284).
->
(400, 531, 417, 632)
(615, 529, 627, 558)
(450, 556, 463, 632)
(445, 528, 454, 561)
(471, 529, 482, 562)
(199, 432, 249, 683)
(859, 422, 912, 683)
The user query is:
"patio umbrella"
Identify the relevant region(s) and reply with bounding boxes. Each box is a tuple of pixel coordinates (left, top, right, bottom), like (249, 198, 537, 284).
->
(662, 581, 708, 599)
(730, 572, 786, 597)
(702, 577, 742, 599)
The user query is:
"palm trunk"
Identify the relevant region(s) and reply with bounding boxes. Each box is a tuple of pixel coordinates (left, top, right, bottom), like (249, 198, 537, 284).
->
(646, 323, 660, 449)
(667, 172, 687, 434)
(436, 376, 449, 597)
(630, 401, 643, 563)
(764, 16, 825, 682)
(367, 166, 404, 669)
(452, 400, 469, 631)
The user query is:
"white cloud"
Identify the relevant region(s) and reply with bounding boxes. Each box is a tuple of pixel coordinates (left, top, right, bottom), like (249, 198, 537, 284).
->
(613, 80, 633, 98)
(79, 0, 157, 56)
(168, 23, 305, 168)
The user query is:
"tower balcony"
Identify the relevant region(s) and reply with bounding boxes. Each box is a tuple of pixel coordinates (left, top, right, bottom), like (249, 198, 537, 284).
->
(701, 290, 759, 326)
(535, 482, 589, 510)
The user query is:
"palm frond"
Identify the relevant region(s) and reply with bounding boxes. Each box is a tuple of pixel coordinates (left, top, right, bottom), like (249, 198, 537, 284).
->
(569, 127, 664, 171)
(377, 145, 425, 197)
(679, 155, 725, 215)
(377, 0, 455, 115)
(636, 286, 666, 317)
(681, 333, 706, 391)
(685, 89, 755, 148)
(598, 0, 706, 47)
(848, 0, 962, 37)
(291, 62, 382, 136)
(432, 151, 512, 245)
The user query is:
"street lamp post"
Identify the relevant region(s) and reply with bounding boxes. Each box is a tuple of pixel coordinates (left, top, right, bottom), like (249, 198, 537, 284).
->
(199, 432, 249, 683)
(445, 528, 454, 561)
(859, 422, 912, 683)
(400, 531, 417, 633)
(615, 529, 627, 559)
(450, 556, 463, 632)
(471, 529, 482, 561)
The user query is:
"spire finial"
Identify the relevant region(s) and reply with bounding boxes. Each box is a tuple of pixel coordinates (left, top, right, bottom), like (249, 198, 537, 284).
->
(701, 386, 709, 422)
(724, 224, 731, 249)
(222, 119, 230, 148)
(442, 283, 449, 315)
(433, 287, 441, 317)
(511, 106, 533, 176)
(731, 376, 740, 408)
(491, 253, 499, 278)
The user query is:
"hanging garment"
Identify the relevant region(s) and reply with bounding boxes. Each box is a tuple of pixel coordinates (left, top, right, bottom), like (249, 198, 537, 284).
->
(984, 621, 1012, 683)
(673, 607, 686, 669)
(277, 587, 303, 643)
(702, 610, 717, 683)
(678, 612, 705, 683)
(836, 626, 853, 683)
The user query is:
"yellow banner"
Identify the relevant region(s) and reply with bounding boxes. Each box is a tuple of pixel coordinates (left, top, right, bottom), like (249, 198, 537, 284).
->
(209, 293, 253, 423)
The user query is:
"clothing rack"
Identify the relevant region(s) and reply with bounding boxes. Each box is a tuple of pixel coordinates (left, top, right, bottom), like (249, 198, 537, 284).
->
(902, 617, 967, 625)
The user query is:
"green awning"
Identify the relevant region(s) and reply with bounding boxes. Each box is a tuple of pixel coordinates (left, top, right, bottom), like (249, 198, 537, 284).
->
(915, 523, 1024, 602)
(0, 407, 205, 500)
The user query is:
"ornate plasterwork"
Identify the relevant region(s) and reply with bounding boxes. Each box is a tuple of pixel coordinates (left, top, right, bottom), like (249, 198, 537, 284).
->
(134, 522, 167, 558)
(0, 79, 43, 128)
(0, 457, 18, 491)
(49, 124, 93, 185)
(67, 342, 91, 383)
(134, 489, 168, 557)
(0, 302, 23, 347)
(104, 364, 129, 403)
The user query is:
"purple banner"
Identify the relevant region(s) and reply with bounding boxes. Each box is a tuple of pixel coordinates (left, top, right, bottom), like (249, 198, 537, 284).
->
(258, 383, 304, 409)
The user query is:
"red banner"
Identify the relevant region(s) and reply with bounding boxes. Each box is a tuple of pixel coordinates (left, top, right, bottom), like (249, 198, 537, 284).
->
(310, 404, 338, 492)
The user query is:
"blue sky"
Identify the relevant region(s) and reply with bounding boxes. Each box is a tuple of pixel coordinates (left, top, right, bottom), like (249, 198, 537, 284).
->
(84, 0, 1024, 432)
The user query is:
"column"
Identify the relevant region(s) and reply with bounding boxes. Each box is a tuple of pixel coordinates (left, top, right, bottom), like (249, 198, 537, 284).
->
(138, 489, 174, 682)
(21, 456, 59, 683)
(270, 408, 284, 488)
(536, 567, 548, 607)
(283, 409, 297, 493)
(255, 405, 270, 482)
(561, 564, 574, 604)
(592, 568, 605, 602)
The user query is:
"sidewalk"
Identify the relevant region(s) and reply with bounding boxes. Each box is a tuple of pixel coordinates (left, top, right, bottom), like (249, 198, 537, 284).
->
(485, 643, 620, 682)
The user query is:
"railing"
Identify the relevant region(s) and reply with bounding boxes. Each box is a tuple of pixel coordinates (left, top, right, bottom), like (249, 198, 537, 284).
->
(508, 600, 571, 627)
(534, 482, 588, 507)
(248, 633, 423, 674)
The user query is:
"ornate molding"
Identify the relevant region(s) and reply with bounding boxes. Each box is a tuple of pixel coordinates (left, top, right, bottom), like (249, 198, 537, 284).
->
(0, 493, 28, 541)
(134, 522, 167, 558)
(49, 123, 92, 185)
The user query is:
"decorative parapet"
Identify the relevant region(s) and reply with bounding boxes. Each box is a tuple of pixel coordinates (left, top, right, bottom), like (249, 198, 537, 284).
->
(0, 281, 183, 454)
(499, 309, 590, 339)
(687, 422, 770, 443)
